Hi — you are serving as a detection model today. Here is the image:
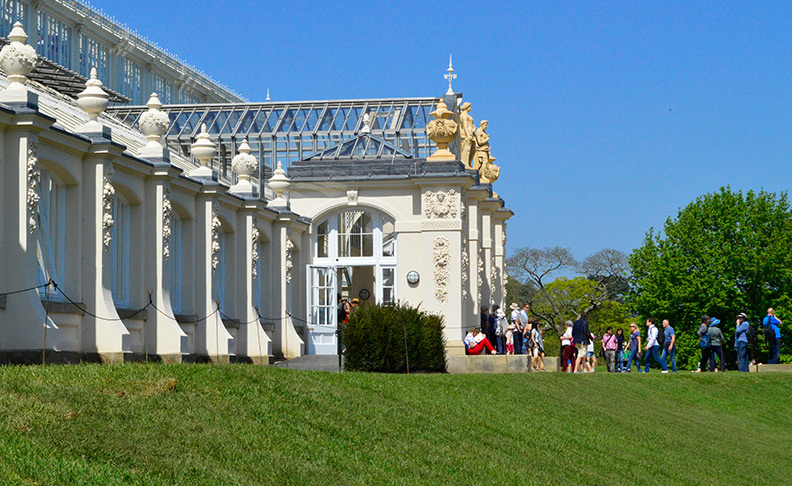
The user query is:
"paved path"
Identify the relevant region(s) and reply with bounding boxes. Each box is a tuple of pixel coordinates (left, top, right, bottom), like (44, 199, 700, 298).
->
(272, 355, 343, 372)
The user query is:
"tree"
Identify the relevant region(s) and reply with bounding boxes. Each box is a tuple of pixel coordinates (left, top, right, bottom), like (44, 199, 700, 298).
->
(506, 247, 629, 336)
(628, 187, 792, 368)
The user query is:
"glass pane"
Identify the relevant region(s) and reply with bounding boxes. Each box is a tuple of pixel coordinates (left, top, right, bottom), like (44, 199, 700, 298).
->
(223, 110, 245, 134)
(401, 105, 417, 130)
(303, 108, 321, 132)
(318, 108, 337, 131)
(278, 109, 295, 132)
(344, 107, 361, 131)
(207, 110, 229, 134)
(318, 234, 328, 258)
(382, 218, 395, 257)
(362, 235, 373, 257)
(383, 268, 394, 286)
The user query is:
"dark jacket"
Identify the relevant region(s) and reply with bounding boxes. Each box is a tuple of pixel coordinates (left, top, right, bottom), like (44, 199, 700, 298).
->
(572, 318, 590, 345)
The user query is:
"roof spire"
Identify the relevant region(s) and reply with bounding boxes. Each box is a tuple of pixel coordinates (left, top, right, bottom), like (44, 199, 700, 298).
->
(444, 54, 456, 96)
(266, 88, 271, 102)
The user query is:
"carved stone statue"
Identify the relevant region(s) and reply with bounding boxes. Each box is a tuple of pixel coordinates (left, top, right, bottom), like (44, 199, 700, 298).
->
(426, 99, 458, 161)
(473, 120, 490, 172)
(480, 155, 500, 184)
(458, 102, 475, 168)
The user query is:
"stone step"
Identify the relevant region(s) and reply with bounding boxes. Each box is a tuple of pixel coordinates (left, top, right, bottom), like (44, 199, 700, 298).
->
(447, 355, 559, 374)
(752, 363, 792, 373)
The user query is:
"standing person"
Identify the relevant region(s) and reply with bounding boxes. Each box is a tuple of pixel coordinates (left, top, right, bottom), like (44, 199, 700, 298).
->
(624, 323, 642, 372)
(661, 319, 677, 373)
(602, 327, 618, 372)
(708, 318, 725, 372)
(561, 320, 575, 372)
(696, 315, 711, 372)
(763, 308, 782, 364)
(482, 306, 496, 352)
(505, 324, 515, 355)
(643, 318, 668, 373)
(735, 313, 750, 372)
(509, 303, 524, 355)
(531, 322, 546, 371)
(495, 307, 509, 354)
(586, 333, 597, 372)
(615, 328, 625, 372)
(519, 303, 531, 354)
(489, 305, 502, 353)
(572, 314, 592, 373)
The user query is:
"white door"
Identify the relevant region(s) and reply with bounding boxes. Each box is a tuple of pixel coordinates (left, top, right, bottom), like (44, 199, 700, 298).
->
(307, 265, 338, 355)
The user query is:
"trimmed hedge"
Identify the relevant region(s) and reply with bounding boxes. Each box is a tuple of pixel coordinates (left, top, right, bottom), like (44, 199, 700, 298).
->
(341, 302, 446, 372)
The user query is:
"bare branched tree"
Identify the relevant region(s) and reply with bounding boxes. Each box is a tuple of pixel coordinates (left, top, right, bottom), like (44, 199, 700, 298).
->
(506, 247, 629, 336)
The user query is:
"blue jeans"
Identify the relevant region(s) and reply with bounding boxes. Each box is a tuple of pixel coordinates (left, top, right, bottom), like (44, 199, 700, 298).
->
(625, 348, 640, 371)
(661, 345, 677, 372)
(769, 341, 780, 364)
(736, 341, 749, 372)
(497, 336, 505, 353)
(615, 349, 623, 372)
(644, 345, 668, 372)
(514, 330, 523, 354)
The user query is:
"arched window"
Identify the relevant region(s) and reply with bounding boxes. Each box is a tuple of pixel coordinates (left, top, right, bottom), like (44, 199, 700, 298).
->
(110, 193, 130, 308)
(313, 209, 396, 263)
(37, 168, 66, 299)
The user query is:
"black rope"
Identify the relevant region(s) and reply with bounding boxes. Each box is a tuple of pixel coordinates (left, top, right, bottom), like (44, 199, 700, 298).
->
(52, 282, 151, 321)
(0, 282, 51, 297)
(150, 302, 219, 324)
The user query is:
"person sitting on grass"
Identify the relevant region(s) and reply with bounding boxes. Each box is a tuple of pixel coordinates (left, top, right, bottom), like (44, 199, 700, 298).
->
(464, 328, 497, 355)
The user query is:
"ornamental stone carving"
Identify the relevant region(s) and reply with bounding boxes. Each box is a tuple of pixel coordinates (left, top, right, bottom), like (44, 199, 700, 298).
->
(426, 99, 458, 161)
(229, 139, 257, 194)
(211, 209, 221, 270)
(190, 123, 216, 178)
(477, 254, 484, 303)
(102, 171, 115, 250)
(285, 239, 294, 285)
(27, 140, 39, 233)
(490, 256, 497, 291)
(423, 189, 459, 219)
(347, 189, 358, 205)
(162, 187, 172, 263)
(268, 161, 290, 207)
(461, 242, 469, 302)
(77, 67, 109, 131)
(473, 120, 490, 172)
(138, 92, 170, 158)
(433, 236, 451, 303)
(458, 102, 475, 168)
(251, 218, 260, 280)
(502, 222, 508, 247)
(0, 23, 37, 92)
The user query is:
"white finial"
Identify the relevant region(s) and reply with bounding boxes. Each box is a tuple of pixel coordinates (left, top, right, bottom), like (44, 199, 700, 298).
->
(444, 54, 457, 96)
(361, 113, 371, 133)
(76, 66, 110, 131)
(189, 123, 216, 178)
(266, 88, 271, 102)
(267, 161, 290, 207)
(138, 92, 170, 158)
(0, 21, 37, 95)
(229, 139, 258, 195)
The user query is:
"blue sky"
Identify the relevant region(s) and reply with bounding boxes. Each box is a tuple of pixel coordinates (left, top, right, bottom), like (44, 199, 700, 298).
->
(96, 0, 792, 263)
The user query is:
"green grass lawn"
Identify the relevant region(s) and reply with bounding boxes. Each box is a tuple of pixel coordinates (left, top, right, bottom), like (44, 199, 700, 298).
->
(0, 364, 790, 485)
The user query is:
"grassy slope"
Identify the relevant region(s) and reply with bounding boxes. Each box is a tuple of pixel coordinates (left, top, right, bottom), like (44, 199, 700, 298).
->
(0, 365, 790, 486)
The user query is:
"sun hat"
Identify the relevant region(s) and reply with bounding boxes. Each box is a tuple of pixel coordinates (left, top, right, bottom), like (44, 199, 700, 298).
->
(507, 324, 515, 330)
(710, 317, 721, 326)
(736, 312, 748, 320)
(509, 303, 519, 310)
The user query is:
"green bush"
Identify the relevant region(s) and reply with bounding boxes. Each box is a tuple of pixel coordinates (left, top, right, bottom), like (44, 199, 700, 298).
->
(341, 302, 446, 373)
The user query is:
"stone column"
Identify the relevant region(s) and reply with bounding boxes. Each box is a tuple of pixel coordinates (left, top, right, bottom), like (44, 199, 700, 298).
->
(465, 187, 488, 331)
(193, 186, 233, 361)
(233, 204, 272, 363)
(271, 217, 304, 358)
(80, 143, 130, 362)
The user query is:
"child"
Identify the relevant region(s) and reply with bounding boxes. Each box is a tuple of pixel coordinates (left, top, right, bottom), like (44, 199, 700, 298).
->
(505, 324, 515, 355)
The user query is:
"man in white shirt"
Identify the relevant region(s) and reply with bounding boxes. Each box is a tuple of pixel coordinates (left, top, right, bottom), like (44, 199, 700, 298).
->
(643, 318, 668, 373)
(510, 303, 524, 354)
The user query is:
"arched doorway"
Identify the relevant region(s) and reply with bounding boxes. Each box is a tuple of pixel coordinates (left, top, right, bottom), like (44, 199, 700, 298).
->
(307, 207, 396, 354)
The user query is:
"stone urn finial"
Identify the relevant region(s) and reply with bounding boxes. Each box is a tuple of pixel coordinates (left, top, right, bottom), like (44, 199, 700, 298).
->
(138, 92, 170, 158)
(267, 161, 290, 207)
(361, 113, 371, 134)
(0, 22, 37, 93)
(189, 123, 216, 178)
(426, 98, 458, 161)
(76, 67, 109, 131)
(229, 138, 257, 194)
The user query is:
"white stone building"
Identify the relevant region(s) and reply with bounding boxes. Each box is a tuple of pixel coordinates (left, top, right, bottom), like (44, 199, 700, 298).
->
(0, 4, 511, 363)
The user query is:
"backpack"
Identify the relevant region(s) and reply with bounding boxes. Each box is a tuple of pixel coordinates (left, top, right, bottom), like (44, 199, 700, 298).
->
(656, 327, 666, 348)
(700, 332, 710, 349)
(747, 324, 757, 343)
(764, 318, 778, 344)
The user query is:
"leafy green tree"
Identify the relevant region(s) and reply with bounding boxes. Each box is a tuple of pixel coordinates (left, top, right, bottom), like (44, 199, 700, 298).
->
(628, 187, 792, 369)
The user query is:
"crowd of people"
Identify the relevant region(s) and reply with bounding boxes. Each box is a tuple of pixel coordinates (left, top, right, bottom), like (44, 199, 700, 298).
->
(464, 303, 785, 373)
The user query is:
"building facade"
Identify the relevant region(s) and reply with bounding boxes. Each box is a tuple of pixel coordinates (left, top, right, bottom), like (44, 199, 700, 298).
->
(0, 7, 511, 363)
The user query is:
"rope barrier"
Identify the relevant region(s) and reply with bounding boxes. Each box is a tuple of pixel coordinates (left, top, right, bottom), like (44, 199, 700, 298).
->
(52, 282, 151, 321)
(0, 282, 51, 297)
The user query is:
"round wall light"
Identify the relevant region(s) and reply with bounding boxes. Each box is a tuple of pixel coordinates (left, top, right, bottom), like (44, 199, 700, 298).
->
(406, 271, 420, 285)
(359, 289, 370, 301)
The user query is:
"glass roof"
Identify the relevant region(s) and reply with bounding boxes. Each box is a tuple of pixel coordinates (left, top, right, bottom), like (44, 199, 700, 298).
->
(304, 133, 413, 160)
(106, 96, 458, 197)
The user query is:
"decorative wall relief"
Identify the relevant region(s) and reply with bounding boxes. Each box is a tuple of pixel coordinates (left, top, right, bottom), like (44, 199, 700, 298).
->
(433, 236, 450, 303)
(347, 189, 358, 205)
(477, 254, 484, 303)
(211, 208, 221, 270)
(162, 186, 172, 263)
(251, 217, 260, 280)
(26, 140, 39, 233)
(102, 169, 115, 250)
(502, 221, 508, 247)
(285, 239, 294, 285)
(424, 189, 459, 219)
(490, 256, 497, 291)
(461, 240, 469, 302)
